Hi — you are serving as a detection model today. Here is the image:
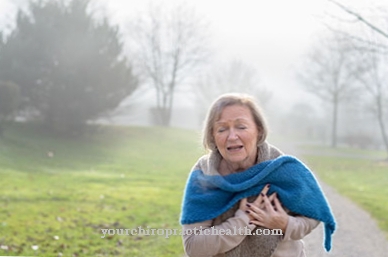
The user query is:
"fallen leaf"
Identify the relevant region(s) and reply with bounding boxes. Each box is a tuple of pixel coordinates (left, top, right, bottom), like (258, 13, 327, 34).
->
(0, 245, 9, 250)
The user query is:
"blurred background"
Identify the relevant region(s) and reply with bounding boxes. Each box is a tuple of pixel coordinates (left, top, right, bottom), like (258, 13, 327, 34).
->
(0, 0, 387, 149)
(0, 0, 387, 256)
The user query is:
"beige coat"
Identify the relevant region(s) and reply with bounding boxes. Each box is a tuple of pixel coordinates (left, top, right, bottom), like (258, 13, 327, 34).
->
(182, 142, 319, 257)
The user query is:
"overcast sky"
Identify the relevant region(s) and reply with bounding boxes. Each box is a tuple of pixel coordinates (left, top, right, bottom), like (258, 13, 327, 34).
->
(103, 0, 388, 114)
(1, 0, 387, 112)
(103, 0, 329, 109)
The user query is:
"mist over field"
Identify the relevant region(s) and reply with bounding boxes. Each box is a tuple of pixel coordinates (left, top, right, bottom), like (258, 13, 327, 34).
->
(0, 0, 387, 152)
(0, 0, 387, 256)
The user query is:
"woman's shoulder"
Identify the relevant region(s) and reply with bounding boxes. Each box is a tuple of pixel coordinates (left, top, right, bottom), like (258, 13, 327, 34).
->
(190, 154, 207, 172)
(257, 141, 284, 163)
(190, 151, 222, 175)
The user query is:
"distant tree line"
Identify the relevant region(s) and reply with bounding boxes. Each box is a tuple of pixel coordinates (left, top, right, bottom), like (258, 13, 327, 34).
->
(1, 0, 386, 159)
(0, 0, 272, 135)
(296, 0, 388, 158)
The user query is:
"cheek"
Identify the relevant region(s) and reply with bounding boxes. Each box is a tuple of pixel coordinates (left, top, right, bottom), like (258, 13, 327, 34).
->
(214, 134, 226, 146)
(245, 132, 259, 147)
(213, 134, 221, 144)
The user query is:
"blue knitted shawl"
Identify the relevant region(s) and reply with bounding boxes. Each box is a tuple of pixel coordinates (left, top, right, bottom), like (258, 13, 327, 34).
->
(180, 155, 336, 251)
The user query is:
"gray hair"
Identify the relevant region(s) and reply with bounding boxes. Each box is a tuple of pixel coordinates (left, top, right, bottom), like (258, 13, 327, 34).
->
(202, 93, 268, 151)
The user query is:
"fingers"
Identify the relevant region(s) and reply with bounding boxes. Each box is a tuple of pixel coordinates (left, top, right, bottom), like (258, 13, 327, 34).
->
(239, 198, 248, 211)
(249, 219, 264, 227)
(261, 184, 270, 195)
(246, 191, 289, 231)
(252, 184, 270, 206)
(246, 201, 265, 215)
(263, 192, 275, 213)
(246, 192, 280, 218)
(245, 203, 265, 226)
(267, 192, 276, 208)
(273, 194, 286, 214)
(267, 192, 276, 202)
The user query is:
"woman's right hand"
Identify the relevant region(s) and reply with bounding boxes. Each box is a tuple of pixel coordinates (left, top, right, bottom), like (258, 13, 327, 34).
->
(239, 184, 270, 212)
(240, 184, 289, 233)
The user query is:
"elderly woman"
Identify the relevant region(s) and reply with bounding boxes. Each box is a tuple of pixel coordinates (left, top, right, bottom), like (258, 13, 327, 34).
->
(180, 93, 335, 257)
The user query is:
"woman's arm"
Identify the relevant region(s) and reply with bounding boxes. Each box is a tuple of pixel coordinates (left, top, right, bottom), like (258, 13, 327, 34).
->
(246, 193, 320, 241)
(182, 186, 271, 257)
(182, 209, 255, 257)
(282, 215, 320, 241)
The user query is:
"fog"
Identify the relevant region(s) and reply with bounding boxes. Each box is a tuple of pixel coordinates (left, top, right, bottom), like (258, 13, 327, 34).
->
(0, 1, 387, 256)
(0, 0, 387, 149)
(104, 0, 387, 150)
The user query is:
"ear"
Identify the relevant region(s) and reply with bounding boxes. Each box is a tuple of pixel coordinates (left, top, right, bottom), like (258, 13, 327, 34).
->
(257, 129, 264, 145)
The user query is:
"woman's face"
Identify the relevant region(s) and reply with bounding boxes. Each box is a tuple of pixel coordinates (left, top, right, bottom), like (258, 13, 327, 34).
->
(213, 104, 260, 170)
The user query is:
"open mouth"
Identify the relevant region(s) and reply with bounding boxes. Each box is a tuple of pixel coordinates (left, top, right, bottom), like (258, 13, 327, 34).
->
(227, 145, 243, 151)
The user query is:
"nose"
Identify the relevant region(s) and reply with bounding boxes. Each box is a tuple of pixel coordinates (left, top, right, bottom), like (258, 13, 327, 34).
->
(227, 128, 238, 140)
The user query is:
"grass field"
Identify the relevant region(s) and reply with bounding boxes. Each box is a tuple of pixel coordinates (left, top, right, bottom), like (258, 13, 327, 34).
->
(301, 154, 388, 237)
(0, 123, 387, 256)
(0, 123, 203, 256)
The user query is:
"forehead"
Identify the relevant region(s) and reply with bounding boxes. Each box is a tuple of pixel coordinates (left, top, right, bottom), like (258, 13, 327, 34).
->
(216, 104, 254, 122)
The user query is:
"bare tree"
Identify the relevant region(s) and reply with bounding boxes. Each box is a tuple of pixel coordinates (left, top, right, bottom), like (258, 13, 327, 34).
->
(127, 3, 210, 126)
(325, 0, 388, 157)
(296, 33, 363, 147)
(195, 59, 272, 119)
(356, 52, 388, 158)
(324, 0, 388, 54)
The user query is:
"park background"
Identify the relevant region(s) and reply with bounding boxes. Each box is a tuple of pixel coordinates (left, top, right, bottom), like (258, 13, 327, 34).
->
(0, 0, 387, 256)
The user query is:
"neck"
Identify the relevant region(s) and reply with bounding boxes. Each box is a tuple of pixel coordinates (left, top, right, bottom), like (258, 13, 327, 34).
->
(219, 155, 258, 176)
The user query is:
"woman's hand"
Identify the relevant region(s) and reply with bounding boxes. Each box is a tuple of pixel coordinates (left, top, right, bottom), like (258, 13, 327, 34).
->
(240, 185, 289, 233)
(239, 184, 270, 212)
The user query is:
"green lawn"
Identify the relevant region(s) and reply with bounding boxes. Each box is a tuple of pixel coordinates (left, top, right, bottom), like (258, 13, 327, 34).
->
(301, 152, 388, 238)
(0, 124, 387, 256)
(299, 143, 388, 160)
(0, 123, 203, 256)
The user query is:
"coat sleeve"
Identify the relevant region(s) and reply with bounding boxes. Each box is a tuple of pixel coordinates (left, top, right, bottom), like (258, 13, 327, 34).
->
(282, 215, 320, 241)
(182, 209, 256, 257)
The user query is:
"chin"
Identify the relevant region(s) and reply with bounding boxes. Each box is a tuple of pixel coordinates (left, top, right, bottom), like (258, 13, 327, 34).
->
(228, 157, 248, 165)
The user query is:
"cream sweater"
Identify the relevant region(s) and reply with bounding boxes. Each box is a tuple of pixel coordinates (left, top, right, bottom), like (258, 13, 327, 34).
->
(182, 142, 319, 257)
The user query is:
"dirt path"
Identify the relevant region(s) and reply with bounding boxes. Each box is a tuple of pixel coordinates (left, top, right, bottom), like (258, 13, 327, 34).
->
(304, 181, 388, 256)
(277, 142, 388, 256)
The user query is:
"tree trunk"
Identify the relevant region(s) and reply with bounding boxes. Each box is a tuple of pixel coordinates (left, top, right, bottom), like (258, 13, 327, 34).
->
(161, 93, 170, 127)
(376, 95, 388, 159)
(161, 106, 171, 127)
(155, 88, 174, 127)
(331, 95, 338, 148)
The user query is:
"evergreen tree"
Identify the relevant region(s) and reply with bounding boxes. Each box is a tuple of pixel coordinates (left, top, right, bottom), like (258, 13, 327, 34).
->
(0, 81, 20, 137)
(0, 0, 138, 134)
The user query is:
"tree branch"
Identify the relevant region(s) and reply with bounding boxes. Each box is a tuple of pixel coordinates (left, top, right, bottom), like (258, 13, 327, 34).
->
(321, 22, 388, 53)
(328, 0, 388, 39)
